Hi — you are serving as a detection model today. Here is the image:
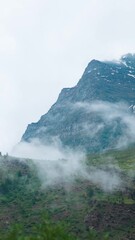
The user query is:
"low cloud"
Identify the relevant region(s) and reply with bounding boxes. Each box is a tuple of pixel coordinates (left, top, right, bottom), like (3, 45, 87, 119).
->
(11, 101, 135, 192)
(12, 138, 123, 192)
(74, 101, 135, 149)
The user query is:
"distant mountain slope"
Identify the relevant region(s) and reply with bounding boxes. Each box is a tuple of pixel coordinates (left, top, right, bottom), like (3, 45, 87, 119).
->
(22, 54, 135, 152)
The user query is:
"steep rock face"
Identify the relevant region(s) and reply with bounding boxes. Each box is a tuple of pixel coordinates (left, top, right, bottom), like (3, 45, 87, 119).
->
(22, 54, 135, 152)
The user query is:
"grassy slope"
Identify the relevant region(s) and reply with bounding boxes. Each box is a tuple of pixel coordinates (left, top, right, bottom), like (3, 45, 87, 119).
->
(0, 148, 135, 239)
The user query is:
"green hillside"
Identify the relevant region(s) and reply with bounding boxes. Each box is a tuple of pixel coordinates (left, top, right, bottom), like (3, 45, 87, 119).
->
(0, 147, 135, 239)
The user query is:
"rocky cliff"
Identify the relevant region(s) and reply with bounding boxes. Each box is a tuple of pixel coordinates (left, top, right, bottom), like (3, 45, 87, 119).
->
(22, 54, 135, 152)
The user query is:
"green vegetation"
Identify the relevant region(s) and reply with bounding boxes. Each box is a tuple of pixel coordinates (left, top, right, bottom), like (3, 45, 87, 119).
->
(0, 147, 135, 239)
(0, 218, 76, 240)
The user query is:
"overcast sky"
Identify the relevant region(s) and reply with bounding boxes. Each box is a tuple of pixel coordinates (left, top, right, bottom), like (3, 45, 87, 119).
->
(1, 0, 135, 153)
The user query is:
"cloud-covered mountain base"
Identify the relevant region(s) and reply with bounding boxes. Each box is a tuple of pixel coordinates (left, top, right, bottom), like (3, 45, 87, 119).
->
(12, 99, 135, 192)
(12, 139, 124, 192)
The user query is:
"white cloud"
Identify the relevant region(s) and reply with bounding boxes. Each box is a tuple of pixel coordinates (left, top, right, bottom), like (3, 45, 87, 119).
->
(12, 138, 122, 192)
(75, 101, 135, 149)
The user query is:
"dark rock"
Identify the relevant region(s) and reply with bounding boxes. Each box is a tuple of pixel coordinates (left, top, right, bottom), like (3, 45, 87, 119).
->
(22, 54, 135, 152)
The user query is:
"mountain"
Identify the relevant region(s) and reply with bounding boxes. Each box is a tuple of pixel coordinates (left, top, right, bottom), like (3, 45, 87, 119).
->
(22, 53, 135, 152)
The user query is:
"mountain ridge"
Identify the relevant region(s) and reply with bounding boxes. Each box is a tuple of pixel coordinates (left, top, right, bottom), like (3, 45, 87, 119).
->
(22, 54, 135, 152)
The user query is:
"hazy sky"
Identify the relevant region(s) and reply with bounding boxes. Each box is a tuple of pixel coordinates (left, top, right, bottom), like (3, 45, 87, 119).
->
(1, 0, 135, 153)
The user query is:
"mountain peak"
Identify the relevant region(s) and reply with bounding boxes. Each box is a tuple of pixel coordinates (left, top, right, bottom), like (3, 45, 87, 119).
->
(121, 53, 135, 60)
(22, 54, 135, 152)
(120, 53, 135, 67)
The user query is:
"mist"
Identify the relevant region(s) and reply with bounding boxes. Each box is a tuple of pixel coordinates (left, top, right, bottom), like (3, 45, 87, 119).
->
(10, 100, 135, 192)
(74, 101, 135, 149)
(11, 137, 123, 192)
